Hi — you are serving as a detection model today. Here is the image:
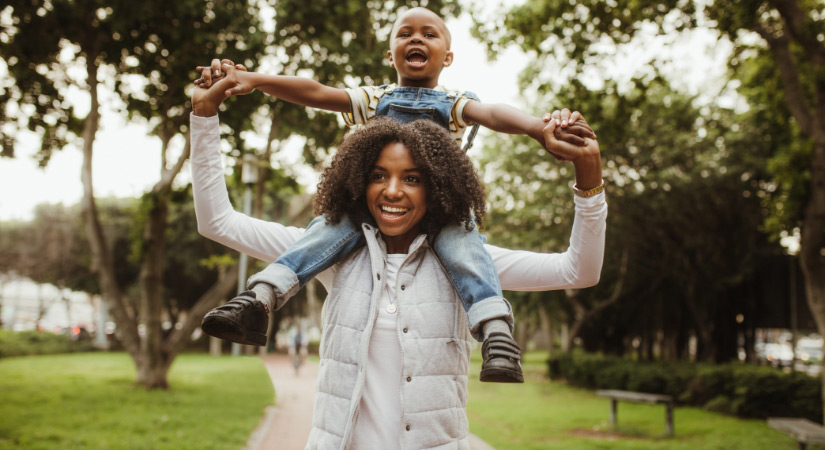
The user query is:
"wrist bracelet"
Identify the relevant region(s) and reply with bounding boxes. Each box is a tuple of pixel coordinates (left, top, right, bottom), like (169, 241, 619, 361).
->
(573, 180, 605, 198)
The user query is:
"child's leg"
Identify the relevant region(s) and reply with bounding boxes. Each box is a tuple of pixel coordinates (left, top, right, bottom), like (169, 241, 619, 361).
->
(247, 214, 365, 309)
(201, 215, 364, 346)
(433, 222, 523, 383)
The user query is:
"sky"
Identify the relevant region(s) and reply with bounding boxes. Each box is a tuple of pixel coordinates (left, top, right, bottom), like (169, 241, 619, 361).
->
(0, 3, 733, 222)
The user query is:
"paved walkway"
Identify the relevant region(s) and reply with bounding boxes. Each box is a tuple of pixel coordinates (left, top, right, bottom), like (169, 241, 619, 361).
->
(246, 353, 494, 450)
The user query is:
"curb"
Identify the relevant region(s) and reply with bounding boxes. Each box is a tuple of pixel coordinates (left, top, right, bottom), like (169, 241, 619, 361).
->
(245, 405, 278, 450)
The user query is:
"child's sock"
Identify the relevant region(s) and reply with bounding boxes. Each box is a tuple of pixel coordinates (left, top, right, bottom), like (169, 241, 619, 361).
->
(250, 283, 276, 311)
(482, 318, 512, 339)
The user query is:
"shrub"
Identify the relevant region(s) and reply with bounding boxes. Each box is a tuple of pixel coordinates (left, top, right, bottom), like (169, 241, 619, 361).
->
(548, 352, 822, 423)
(0, 330, 93, 358)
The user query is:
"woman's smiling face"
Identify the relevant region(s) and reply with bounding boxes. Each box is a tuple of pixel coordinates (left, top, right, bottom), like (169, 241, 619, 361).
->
(366, 141, 428, 254)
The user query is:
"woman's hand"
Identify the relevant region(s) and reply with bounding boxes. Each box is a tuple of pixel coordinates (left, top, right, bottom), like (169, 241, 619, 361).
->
(192, 62, 246, 116)
(543, 109, 602, 190)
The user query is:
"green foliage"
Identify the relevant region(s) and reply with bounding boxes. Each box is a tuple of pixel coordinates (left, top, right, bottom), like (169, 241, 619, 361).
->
(0, 0, 270, 162)
(0, 201, 138, 295)
(548, 352, 822, 423)
(0, 352, 273, 449)
(0, 191, 238, 315)
(0, 330, 93, 358)
(727, 40, 814, 238)
(481, 71, 781, 360)
(481, 0, 825, 262)
(473, 0, 694, 70)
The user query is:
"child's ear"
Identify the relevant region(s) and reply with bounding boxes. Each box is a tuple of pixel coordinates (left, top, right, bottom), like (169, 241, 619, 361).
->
(387, 50, 395, 68)
(442, 51, 454, 67)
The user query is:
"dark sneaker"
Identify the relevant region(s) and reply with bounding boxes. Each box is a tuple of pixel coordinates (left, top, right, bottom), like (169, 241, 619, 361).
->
(201, 291, 268, 346)
(479, 331, 524, 383)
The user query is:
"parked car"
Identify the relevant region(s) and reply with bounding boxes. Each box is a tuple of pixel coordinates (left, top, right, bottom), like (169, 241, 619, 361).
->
(763, 343, 794, 365)
(796, 337, 823, 364)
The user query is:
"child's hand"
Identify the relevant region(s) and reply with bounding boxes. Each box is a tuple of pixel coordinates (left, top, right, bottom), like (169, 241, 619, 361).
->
(542, 110, 600, 162)
(194, 59, 252, 97)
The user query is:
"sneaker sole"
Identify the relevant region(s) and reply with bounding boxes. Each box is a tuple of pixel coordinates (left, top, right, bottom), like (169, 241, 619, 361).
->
(480, 367, 524, 383)
(201, 315, 267, 347)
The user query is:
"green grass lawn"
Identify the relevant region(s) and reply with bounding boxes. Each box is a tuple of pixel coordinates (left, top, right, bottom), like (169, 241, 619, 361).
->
(0, 352, 273, 450)
(467, 352, 816, 450)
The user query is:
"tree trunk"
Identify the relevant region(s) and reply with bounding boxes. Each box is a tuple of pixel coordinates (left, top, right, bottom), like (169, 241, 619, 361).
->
(537, 306, 553, 356)
(136, 191, 170, 389)
(756, 1, 825, 422)
(563, 250, 628, 352)
(800, 139, 825, 423)
(136, 354, 172, 389)
(78, 50, 141, 360)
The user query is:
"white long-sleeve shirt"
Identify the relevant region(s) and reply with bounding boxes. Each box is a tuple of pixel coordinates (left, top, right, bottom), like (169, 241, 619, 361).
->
(190, 113, 607, 449)
(190, 114, 607, 295)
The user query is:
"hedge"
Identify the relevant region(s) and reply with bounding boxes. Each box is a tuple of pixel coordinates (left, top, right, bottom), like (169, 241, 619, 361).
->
(548, 352, 822, 423)
(0, 330, 94, 358)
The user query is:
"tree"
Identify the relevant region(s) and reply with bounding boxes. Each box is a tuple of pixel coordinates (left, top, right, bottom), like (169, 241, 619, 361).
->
(480, 0, 825, 397)
(479, 70, 780, 361)
(0, 0, 269, 388)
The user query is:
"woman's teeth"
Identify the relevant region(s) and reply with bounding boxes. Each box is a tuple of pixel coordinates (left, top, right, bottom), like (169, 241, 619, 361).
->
(381, 206, 409, 218)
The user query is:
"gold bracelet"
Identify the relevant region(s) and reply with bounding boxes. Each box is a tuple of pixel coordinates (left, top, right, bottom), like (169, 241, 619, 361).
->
(573, 180, 605, 198)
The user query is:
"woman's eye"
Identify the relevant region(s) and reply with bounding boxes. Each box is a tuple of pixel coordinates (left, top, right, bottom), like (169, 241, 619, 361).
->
(371, 173, 385, 181)
(405, 176, 420, 183)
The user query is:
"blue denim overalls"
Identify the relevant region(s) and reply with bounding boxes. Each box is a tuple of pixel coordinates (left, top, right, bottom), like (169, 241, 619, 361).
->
(376, 85, 481, 151)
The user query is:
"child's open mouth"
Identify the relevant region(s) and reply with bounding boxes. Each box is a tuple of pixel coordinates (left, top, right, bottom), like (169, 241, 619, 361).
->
(406, 49, 428, 67)
(380, 205, 410, 220)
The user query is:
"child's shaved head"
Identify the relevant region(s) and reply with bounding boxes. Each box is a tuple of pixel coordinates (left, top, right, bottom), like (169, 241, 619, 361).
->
(391, 7, 452, 49)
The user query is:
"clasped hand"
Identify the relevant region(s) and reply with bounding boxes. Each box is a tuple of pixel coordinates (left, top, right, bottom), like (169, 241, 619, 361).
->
(191, 60, 248, 116)
(542, 109, 600, 163)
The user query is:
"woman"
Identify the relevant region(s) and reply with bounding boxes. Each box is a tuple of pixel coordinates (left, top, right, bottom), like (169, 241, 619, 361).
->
(191, 73, 606, 449)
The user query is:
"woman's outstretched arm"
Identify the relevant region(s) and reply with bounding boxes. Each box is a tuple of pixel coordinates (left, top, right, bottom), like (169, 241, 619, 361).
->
(487, 109, 607, 291)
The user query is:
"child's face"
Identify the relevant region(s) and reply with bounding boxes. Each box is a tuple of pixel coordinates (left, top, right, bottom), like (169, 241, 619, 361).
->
(387, 8, 453, 88)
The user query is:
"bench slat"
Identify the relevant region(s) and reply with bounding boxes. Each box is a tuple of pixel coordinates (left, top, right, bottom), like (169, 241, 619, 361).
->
(596, 389, 673, 404)
(768, 418, 825, 444)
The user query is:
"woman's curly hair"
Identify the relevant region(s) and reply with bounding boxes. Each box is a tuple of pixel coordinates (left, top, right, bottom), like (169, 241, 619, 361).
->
(314, 117, 487, 237)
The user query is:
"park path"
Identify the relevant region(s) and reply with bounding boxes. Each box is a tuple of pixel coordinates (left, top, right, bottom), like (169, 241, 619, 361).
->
(245, 353, 495, 450)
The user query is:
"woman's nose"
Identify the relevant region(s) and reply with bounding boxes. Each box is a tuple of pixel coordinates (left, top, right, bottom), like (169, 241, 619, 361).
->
(384, 178, 404, 199)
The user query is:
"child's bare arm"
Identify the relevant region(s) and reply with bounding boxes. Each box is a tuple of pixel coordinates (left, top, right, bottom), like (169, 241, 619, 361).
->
(463, 101, 595, 149)
(196, 59, 351, 113)
(250, 73, 351, 112)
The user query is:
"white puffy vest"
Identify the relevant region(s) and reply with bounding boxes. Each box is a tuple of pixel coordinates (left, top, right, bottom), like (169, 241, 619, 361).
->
(305, 224, 473, 450)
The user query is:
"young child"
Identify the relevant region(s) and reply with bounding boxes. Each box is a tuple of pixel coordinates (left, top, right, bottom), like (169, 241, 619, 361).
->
(196, 7, 595, 384)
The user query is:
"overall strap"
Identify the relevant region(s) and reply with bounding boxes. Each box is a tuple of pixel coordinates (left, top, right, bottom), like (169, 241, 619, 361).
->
(447, 89, 480, 152)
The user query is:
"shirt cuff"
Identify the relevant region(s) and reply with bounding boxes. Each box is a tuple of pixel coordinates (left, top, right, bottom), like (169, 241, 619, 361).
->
(190, 112, 219, 129)
(573, 190, 606, 210)
(455, 97, 476, 127)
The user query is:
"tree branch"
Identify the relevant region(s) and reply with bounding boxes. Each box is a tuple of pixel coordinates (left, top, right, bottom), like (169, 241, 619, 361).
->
(770, 0, 825, 65)
(154, 134, 190, 194)
(754, 21, 815, 135)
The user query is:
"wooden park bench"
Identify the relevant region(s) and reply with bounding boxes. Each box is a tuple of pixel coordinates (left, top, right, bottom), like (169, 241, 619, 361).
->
(768, 417, 825, 450)
(596, 389, 675, 437)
